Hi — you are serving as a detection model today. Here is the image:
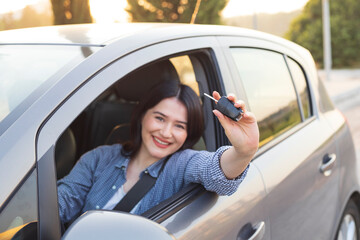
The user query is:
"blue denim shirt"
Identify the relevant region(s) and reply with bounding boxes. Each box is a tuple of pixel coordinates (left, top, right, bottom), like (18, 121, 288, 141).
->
(57, 144, 249, 223)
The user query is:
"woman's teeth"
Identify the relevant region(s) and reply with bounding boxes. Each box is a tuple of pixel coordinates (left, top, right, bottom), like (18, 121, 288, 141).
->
(154, 137, 169, 145)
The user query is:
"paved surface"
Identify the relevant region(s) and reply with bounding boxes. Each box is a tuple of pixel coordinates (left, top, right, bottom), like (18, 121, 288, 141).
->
(319, 69, 360, 158)
(319, 69, 360, 111)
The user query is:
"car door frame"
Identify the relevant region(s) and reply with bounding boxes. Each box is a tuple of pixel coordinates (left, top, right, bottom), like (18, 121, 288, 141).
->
(35, 35, 241, 239)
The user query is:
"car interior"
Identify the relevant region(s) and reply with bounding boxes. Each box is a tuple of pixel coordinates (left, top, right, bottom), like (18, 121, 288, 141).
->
(53, 52, 221, 225)
(55, 55, 209, 177)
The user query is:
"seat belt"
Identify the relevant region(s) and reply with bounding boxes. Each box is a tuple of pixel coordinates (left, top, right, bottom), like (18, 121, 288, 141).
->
(113, 156, 170, 212)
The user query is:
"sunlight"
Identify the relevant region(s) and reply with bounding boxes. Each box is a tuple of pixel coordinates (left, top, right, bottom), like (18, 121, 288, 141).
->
(89, 0, 128, 23)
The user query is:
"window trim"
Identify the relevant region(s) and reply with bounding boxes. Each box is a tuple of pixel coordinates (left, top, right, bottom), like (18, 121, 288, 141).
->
(284, 54, 306, 121)
(285, 55, 313, 120)
(36, 145, 62, 240)
(142, 183, 206, 223)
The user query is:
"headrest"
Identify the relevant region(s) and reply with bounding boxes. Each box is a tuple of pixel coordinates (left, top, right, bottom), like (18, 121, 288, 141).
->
(115, 59, 180, 101)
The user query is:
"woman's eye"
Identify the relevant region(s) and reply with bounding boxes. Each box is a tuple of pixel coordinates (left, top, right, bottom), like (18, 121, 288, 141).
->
(155, 116, 164, 122)
(175, 124, 186, 130)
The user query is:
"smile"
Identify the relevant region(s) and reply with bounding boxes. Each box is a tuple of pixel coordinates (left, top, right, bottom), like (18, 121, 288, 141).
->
(153, 136, 171, 147)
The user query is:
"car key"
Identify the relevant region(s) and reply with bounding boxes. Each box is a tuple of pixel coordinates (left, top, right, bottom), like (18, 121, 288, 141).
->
(204, 93, 243, 121)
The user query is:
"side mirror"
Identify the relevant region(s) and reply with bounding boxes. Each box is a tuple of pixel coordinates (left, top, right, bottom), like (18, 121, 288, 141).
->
(62, 210, 175, 240)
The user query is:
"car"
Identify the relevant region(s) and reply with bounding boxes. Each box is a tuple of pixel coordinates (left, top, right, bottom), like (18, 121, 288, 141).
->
(0, 23, 358, 240)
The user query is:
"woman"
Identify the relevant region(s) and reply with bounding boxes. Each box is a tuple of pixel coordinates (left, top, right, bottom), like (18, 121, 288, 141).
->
(57, 81, 259, 224)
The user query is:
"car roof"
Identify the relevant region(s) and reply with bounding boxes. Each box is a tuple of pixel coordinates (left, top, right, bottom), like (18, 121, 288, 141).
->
(0, 23, 304, 51)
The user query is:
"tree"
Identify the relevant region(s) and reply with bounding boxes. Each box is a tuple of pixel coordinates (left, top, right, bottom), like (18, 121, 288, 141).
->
(285, 0, 360, 68)
(51, 0, 93, 25)
(126, 0, 228, 24)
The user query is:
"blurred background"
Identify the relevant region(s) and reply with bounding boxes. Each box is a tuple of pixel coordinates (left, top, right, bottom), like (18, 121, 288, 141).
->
(2, 0, 358, 69)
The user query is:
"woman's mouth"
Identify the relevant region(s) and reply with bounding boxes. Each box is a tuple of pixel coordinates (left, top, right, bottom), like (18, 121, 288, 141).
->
(153, 136, 171, 148)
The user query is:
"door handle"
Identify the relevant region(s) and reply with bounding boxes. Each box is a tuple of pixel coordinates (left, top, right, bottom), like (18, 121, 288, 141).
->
(320, 153, 336, 176)
(238, 221, 265, 240)
(248, 222, 265, 240)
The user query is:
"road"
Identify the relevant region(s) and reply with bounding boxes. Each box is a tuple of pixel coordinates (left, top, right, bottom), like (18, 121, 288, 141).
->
(320, 69, 360, 158)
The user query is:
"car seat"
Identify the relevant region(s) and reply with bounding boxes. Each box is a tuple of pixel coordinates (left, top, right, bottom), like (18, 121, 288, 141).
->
(55, 128, 77, 179)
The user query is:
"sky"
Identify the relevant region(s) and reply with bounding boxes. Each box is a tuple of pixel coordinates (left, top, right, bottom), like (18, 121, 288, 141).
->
(0, 0, 310, 22)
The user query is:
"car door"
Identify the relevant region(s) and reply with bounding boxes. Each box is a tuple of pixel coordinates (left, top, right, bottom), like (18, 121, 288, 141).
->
(157, 43, 269, 240)
(35, 35, 268, 239)
(218, 36, 340, 239)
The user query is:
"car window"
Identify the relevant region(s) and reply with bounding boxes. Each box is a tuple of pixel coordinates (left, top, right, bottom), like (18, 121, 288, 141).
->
(56, 54, 205, 179)
(230, 48, 302, 147)
(170, 55, 199, 95)
(286, 57, 312, 119)
(0, 170, 38, 239)
(0, 45, 99, 123)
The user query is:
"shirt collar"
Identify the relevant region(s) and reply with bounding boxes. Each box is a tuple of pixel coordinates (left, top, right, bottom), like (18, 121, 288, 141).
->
(114, 155, 168, 178)
(145, 157, 167, 178)
(114, 157, 129, 170)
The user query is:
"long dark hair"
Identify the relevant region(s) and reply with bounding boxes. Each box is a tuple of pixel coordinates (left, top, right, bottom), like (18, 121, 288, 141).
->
(122, 81, 204, 158)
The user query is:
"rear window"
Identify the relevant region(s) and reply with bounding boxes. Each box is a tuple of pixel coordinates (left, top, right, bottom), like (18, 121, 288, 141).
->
(231, 48, 302, 147)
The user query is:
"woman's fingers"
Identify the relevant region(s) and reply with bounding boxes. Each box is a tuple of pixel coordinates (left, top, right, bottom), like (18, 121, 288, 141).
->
(242, 111, 257, 123)
(234, 99, 246, 113)
(212, 91, 221, 101)
(227, 93, 236, 103)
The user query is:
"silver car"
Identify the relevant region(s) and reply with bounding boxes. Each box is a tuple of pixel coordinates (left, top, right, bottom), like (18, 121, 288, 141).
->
(0, 23, 358, 240)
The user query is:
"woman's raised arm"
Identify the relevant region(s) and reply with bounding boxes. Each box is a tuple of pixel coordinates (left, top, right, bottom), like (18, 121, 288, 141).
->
(212, 91, 259, 180)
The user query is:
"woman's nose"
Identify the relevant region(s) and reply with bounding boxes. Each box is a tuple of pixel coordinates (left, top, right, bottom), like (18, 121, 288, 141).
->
(160, 123, 172, 138)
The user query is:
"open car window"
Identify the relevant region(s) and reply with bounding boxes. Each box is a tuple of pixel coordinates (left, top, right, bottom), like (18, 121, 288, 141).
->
(53, 49, 220, 231)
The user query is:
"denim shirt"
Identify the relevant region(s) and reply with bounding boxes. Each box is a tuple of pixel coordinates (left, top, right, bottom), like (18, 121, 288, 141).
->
(57, 144, 249, 223)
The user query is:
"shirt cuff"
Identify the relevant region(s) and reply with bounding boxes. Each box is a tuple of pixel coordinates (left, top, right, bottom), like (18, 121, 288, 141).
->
(206, 146, 250, 195)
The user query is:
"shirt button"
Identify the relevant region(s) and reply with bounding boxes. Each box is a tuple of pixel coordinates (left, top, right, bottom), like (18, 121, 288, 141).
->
(96, 205, 100, 209)
(112, 185, 116, 190)
(144, 170, 149, 174)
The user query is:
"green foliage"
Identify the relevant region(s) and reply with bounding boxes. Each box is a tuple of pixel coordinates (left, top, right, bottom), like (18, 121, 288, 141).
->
(126, 0, 228, 24)
(51, 0, 92, 25)
(285, 0, 360, 68)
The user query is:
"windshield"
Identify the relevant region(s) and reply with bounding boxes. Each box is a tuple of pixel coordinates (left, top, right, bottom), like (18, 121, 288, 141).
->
(0, 45, 99, 122)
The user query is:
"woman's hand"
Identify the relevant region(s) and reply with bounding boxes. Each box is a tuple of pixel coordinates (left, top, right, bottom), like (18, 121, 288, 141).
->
(212, 91, 259, 179)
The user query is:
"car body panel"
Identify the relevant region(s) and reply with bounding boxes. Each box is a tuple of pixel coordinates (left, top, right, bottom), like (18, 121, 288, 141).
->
(161, 163, 269, 239)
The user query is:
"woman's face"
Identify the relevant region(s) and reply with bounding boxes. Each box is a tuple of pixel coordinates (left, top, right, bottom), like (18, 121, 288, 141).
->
(140, 97, 188, 161)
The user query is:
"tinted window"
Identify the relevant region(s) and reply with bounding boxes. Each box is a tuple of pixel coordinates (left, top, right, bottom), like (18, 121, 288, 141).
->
(231, 48, 301, 146)
(287, 57, 312, 119)
(0, 170, 38, 239)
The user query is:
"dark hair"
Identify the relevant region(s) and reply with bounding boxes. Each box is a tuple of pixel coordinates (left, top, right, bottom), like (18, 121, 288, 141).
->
(122, 81, 204, 158)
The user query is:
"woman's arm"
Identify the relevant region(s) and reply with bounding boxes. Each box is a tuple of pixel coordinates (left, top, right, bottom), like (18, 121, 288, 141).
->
(212, 91, 259, 179)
